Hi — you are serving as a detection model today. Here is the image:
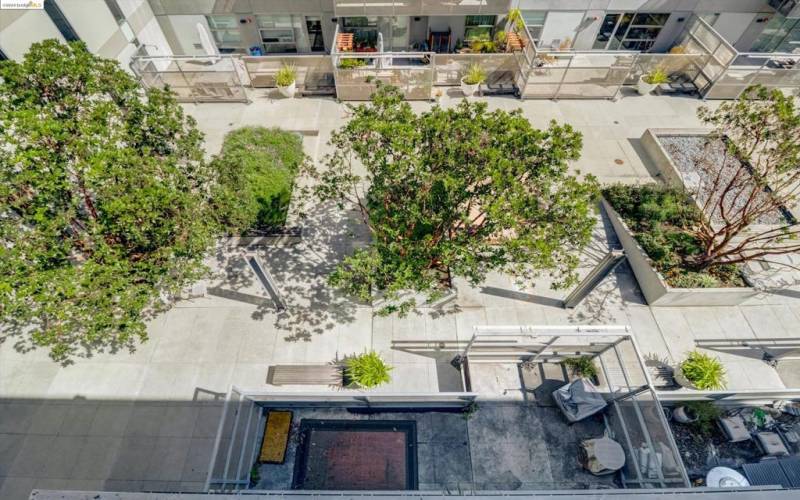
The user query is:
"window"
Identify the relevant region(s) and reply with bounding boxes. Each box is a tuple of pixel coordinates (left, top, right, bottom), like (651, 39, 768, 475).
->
(44, 0, 80, 42)
(593, 12, 669, 51)
(103, 0, 125, 24)
(521, 11, 546, 44)
(257, 15, 298, 53)
(465, 15, 496, 42)
(206, 15, 242, 48)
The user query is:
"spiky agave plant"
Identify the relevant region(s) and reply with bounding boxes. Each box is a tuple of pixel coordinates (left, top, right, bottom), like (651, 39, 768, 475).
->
(680, 351, 726, 390)
(345, 351, 393, 388)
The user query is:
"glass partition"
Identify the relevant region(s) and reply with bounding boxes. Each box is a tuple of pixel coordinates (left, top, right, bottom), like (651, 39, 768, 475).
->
(131, 55, 248, 103)
(243, 55, 334, 93)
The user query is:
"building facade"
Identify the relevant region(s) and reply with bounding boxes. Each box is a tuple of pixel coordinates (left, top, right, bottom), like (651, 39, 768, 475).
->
(1, 1, 799, 67)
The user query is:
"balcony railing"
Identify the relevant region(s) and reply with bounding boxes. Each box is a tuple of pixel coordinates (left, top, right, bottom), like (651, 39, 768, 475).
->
(131, 16, 800, 102)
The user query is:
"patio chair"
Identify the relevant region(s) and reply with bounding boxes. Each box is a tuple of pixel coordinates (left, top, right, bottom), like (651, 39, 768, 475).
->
(552, 378, 607, 423)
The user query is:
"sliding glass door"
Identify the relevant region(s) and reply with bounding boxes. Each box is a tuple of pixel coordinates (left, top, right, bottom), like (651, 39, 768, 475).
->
(593, 12, 669, 51)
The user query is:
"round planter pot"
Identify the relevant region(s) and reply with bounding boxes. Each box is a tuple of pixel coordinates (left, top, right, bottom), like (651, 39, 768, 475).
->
(460, 77, 480, 97)
(637, 76, 657, 95)
(672, 405, 698, 424)
(673, 366, 700, 390)
(277, 81, 297, 98)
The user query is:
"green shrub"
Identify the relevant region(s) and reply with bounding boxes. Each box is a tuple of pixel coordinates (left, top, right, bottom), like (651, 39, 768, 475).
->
(682, 401, 722, 436)
(680, 351, 726, 390)
(211, 127, 303, 233)
(670, 272, 720, 288)
(564, 356, 598, 380)
(603, 184, 743, 288)
(275, 64, 296, 87)
(643, 68, 670, 85)
(463, 63, 486, 85)
(345, 351, 393, 388)
(338, 58, 367, 69)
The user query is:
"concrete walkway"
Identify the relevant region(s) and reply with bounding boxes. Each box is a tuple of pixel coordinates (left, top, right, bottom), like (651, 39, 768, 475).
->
(2, 90, 800, 500)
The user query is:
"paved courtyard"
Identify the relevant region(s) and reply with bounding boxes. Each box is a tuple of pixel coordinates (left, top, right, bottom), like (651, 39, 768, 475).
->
(2, 90, 800, 499)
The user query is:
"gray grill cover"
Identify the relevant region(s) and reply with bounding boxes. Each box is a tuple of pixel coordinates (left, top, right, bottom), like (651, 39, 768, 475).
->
(553, 378, 608, 423)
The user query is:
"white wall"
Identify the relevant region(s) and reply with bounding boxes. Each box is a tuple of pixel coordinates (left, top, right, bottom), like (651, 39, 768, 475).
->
(539, 11, 584, 49)
(713, 12, 757, 46)
(0, 10, 65, 60)
(58, 0, 119, 53)
(160, 15, 210, 55)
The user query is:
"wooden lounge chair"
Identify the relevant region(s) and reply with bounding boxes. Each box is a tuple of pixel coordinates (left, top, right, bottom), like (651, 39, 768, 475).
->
(268, 364, 343, 386)
(258, 410, 292, 464)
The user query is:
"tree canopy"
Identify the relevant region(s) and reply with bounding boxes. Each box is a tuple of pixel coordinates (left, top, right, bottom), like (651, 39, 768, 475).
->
(307, 84, 599, 314)
(690, 85, 800, 270)
(0, 40, 215, 361)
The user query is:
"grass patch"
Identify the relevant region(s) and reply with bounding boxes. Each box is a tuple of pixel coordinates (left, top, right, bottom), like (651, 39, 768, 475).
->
(211, 127, 303, 233)
(603, 184, 745, 288)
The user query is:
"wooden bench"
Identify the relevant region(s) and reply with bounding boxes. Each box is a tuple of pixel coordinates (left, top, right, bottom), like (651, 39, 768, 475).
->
(268, 364, 343, 386)
(258, 410, 292, 464)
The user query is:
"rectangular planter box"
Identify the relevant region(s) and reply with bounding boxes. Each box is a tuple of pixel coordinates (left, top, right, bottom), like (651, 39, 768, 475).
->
(641, 128, 798, 223)
(601, 198, 758, 306)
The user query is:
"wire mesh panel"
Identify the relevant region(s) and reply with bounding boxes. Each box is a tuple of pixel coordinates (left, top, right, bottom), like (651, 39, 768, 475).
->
(607, 390, 690, 488)
(333, 53, 434, 100)
(433, 53, 520, 89)
(705, 53, 800, 99)
(131, 55, 247, 103)
(243, 55, 334, 93)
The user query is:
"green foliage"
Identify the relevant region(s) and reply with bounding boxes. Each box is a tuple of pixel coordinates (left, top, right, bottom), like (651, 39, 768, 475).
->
(603, 184, 744, 288)
(345, 351, 393, 388)
(693, 85, 800, 269)
(643, 68, 670, 84)
(211, 127, 303, 233)
(463, 63, 487, 84)
(275, 63, 296, 87)
(682, 401, 722, 436)
(564, 356, 598, 380)
(470, 35, 498, 54)
(338, 58, 367, 69)
(462, 401, 480, 420)
(306, 84, 598, 314)
(0, 40, 214, 362)
(507, 8, 525, 31)
(680, 351, 727, 390)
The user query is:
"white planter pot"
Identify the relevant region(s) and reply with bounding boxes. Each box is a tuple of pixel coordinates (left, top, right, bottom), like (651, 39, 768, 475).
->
(277, 80, 297, 98)
(460, 77, 480, 97)
(673, 366, 699, 390)
(672, 406, 698, 424)
(637, 76, 657, 95)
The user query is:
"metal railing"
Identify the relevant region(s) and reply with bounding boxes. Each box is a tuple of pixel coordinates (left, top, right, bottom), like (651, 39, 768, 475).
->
(131, 54, 247, 103)
(131, 17, 800, 102)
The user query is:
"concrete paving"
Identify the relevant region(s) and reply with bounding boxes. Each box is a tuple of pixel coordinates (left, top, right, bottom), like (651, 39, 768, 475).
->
(2, 90, 800, 500)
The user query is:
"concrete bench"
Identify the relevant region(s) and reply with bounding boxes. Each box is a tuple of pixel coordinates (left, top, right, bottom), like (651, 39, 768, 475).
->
(268, 364, 343, 386)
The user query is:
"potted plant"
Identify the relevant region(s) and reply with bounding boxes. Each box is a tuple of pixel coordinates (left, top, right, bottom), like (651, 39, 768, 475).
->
(638, 67, 669, 95)
(461, 63, 486, 96)
(564, 355, 599, 385)
(672, 401, 722, 437)
(507, 8, 524, 31)
(338, 58, 367, 70)
(275, 63, 297, 98)
(344, 350, 392, 389)
(675, 350, 726, 390)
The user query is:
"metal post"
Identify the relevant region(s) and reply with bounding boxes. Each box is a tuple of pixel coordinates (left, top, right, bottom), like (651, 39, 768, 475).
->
(563, 250, 625, 308)
(451, 329, 479, 367)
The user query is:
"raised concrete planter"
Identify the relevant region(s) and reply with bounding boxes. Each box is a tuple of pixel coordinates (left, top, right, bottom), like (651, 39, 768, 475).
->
(226, 226, 302, 247)
(641, 128, 798, 223)
(601, 198, 758, 306)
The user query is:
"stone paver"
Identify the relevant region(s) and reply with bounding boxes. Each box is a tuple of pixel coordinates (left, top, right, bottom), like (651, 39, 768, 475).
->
(2, 91, 799, 500)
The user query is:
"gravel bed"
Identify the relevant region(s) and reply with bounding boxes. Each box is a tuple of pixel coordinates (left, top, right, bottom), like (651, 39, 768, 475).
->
(659, 135, 786, 225)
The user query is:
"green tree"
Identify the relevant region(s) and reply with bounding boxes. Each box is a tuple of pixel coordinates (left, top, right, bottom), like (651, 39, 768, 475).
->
(306, 84, 598, 314)
(690, 85, 800, 270)
(0, 40, 215, 361)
